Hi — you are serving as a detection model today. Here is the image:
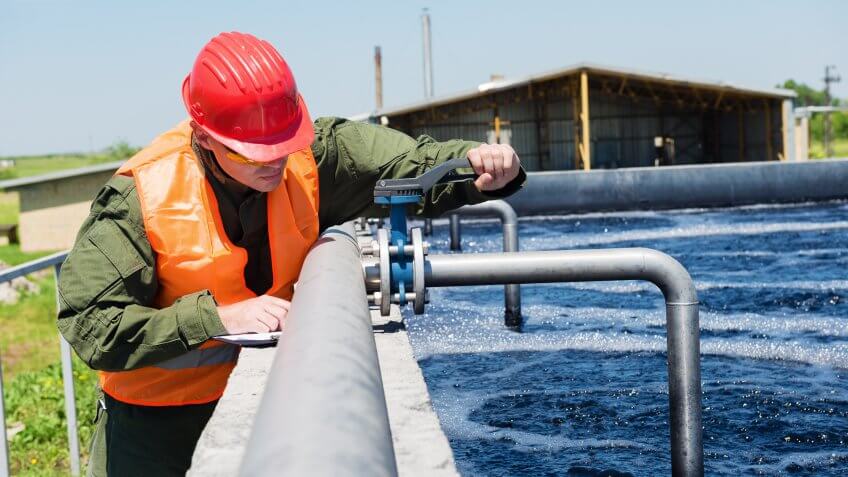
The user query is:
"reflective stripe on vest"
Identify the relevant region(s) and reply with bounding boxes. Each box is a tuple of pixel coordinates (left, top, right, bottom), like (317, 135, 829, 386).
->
(154, 343, 240, 370)
(99, 119, 319, 407)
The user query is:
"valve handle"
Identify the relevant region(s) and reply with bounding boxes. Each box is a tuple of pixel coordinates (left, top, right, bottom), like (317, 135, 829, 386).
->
(374, 157, 477, 199)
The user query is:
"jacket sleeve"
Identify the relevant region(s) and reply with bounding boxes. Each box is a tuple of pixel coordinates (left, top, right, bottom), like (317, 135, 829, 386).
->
(56, 176, 227, 372)
(312, 117, 526, 229)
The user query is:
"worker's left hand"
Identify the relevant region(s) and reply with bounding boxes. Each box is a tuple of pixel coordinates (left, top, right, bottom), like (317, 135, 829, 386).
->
(467, 144, 522, 192)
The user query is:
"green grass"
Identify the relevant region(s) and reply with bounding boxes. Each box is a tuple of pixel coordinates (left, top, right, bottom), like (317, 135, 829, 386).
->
(0, 192, 18, 224)
(809, 137, 848, 159)
(5, 361, 98, 476)
(1, 270, 62, 377)
(1, 244, 97, 475)
(0, 244, 51, 267)
(0, 154, 115, 181)
(0, 143, 138, 183)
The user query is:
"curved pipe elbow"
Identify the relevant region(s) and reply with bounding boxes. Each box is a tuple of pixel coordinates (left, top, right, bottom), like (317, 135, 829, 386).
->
(636, 248, 698, 305)
(455, 199, 518, 226)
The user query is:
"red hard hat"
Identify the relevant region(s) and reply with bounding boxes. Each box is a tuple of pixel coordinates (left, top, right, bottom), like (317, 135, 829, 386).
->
(182, 32, 314, 162)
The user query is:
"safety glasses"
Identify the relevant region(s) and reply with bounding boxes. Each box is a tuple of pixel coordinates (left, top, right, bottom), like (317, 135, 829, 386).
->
(224, 148, 265, 167)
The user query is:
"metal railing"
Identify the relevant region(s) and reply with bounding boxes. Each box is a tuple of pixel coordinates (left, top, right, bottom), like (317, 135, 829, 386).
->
(0, 251, 80, 477)
(240, 223, 397, 476)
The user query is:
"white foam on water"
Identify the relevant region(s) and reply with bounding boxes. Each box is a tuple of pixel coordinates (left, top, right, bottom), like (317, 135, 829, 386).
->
(523, 220, 848, 249)
(550, 278, 848, 293)
(698, 248, 847, 258)
(417, 329, 848, 368)
(514, 200, 846, 223)
(411, 297, 848, 367)
(770, 451, 848, 474)
(410, 203, 848, 475)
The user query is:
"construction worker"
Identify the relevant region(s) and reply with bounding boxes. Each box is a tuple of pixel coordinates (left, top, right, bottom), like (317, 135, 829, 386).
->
(57, 31, 525, 476)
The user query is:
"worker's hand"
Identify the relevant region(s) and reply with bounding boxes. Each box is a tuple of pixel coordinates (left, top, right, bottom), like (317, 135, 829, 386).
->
(216, 295, 291, 334)
(467, 143, 521, 192)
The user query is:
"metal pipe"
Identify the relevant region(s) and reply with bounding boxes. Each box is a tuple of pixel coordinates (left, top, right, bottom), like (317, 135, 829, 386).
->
(240, 223, 397, 477)
(0, 251, 67, 283)
(423, 218, 433, 236)
(449, 214, 461, 251)
(452, 200, 521, 327)
(55, 264, 81, 476)
(424, 248, 702, 476)
(504, 159, 848, 215)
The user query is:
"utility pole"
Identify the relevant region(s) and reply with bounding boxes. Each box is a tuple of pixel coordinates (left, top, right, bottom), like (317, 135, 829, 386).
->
(374, 46, 383, 110)
(421, 9, 435, 236)
(422, 9, 434, 99)
(823, 65, 841, 157)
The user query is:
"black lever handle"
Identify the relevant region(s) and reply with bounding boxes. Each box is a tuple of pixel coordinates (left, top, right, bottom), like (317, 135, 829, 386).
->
(374, 157, 477, 198)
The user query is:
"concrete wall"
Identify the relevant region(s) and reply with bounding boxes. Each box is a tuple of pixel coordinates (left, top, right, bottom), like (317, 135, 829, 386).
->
(15, 169, 115, 251)
(795, 116, 810, 161)
(506, 158, 848, 215)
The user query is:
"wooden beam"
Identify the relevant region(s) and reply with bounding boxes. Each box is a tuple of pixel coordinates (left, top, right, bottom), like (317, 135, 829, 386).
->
(713, 91, 724, 109)
(580, 70, 592, 170)
(617, 76, 628, 95)
(571, 80, 581, 170)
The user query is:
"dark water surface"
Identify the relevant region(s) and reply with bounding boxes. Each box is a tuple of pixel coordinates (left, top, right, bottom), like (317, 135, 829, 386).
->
(406, 202, 848, 476)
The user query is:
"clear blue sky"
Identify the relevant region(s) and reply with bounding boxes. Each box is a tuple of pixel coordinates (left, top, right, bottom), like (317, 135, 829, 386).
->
(1, 0, 845, 156)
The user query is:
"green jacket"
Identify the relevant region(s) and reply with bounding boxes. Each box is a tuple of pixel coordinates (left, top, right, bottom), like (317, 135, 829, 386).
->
(57, 117, 525, 372)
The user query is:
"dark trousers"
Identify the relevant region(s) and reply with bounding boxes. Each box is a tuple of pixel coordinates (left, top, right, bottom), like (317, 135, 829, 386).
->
(87, 394, 217, 477)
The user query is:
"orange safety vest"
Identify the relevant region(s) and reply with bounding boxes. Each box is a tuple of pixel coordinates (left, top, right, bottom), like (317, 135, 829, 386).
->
(100, 120, 319, 406)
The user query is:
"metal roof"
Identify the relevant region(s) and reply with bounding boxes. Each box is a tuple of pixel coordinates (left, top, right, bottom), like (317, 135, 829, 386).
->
(0, 160, 124, 190)
(354, 62, 796, 119)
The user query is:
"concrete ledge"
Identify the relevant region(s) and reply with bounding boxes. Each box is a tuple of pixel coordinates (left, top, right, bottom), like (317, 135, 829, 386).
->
(374, 307, 458, 477)
(507, 158, 848, 214)
(188, 347, 275, 476)
(189, 308, 457, 476)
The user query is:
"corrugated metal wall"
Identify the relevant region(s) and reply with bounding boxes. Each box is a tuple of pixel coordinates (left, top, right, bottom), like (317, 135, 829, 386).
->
(386, 74, 785, 171)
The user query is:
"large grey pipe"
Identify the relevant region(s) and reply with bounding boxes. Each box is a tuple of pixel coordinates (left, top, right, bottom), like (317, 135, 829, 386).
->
(425, 248, 703, 476)
(505, 159, 848, 215)
(451, 200, 522, 327)
(240, 223, 397, 477)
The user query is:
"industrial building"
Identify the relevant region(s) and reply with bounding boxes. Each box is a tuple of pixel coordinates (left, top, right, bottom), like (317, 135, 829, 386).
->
(361, 63, 797, 170)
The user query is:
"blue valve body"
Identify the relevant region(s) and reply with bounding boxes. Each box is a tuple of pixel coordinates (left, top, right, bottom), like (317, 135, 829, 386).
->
(374, 195, 419, 305)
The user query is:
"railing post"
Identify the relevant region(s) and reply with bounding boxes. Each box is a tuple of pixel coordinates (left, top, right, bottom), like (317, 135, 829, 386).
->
(0, 350, 9, 477)
(54, 264, 81, 477)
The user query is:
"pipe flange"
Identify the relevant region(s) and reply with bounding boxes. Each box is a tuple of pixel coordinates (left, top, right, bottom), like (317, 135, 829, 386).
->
(411, 227, 426, 314)
(377, 228, 391, 316)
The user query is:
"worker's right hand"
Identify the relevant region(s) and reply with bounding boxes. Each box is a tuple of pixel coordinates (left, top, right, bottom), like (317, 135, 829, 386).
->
(216, 295, 291, 334)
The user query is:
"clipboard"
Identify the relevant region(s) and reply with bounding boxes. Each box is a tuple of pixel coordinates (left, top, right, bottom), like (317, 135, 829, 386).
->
(213, 331, 282, 347)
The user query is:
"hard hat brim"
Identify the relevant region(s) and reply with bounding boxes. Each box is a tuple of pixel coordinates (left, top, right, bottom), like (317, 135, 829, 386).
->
(182, 77, 315, 163)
